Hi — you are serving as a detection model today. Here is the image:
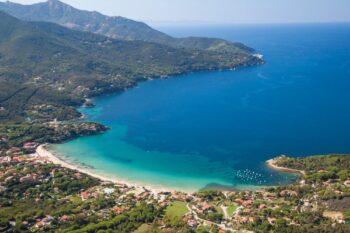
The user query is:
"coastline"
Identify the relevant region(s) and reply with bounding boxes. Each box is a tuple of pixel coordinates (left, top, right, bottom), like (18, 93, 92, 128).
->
(266, 158, 305, 176)
(30, 57, 265, 195)
(36, 144, 191, 194)
(37, 144, 300, 194)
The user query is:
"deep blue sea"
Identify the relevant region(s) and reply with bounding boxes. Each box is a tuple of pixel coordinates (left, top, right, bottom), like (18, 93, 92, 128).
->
(53, 23, 350, 192)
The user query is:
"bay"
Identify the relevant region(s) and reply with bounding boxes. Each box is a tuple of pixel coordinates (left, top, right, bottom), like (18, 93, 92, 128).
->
(52, 23, 350, 192)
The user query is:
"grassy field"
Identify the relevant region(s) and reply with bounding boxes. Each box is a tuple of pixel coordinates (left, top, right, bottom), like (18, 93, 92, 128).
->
(165, 201, 189, 218)
(227, 203, 238, 216)
(133, 224, 154, 233)
(215, 205, 224, 215)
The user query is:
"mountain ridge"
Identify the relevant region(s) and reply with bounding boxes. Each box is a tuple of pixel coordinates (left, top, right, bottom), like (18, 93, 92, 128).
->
(0, 0, 254, 53)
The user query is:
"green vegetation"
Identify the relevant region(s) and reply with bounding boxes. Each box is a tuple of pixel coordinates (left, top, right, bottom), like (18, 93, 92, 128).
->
(65, 203, 159, 233)
(165, 201, 188, 218)
(0, 0, 254, 54)
(2, 3, 349, 233)
(0, 80, 83, 122)
(0, 10, 261, 122)
(344, 211, 350, 220)
(0, 122, 107, 151)
(133, 224, 155, 233)
(0, 18, 263, 233)
(0, 151, 349, 232)
(195, 190, 225, 201)
(0, 158, 167, 232)
(276, 155, 350, 183)
(239, 154, 350, 233)
(0, 163, 101, 232)
(227, 204, 237, 216)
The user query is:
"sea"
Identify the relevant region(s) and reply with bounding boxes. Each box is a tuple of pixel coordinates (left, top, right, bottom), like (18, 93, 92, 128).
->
(51, 23, 350, 192)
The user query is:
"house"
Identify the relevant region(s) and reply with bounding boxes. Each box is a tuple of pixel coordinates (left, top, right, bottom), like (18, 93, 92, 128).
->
(9, 221, 16, 227)
(235, 198, 244, 205)
(137, 191, 150, 200)
(5, 169, 17, 175)
(20, 174, 36, 183)
(344, 180, 350, 188)
(92, 192, 99, 198)
(242, 209, 251, 214)
(35, 221, 45, 228)
(80, 191, 91, 201)
(59, 215, 69, 223)
(0, 156, 12, 163)
(249, 217, 257, 223)
(238, 217, 249, 224)
(13, 156, 25, 162)
(171, 192, 187, 201)
(5, 176, 14, 183)
(201, 202, 215, 213)
(6, 147, 20, 154)
(112, 207, 126, 214)
(187, 219, 198, 228)
(202, 220, 212, 227)
(23, 142, 39, 150)
(74, 172, 82, 179)
(159, 201, 168, 208)
(280, 190, 298, 197)
(103, 188, 115, 195)
(242, 199, 253, 207)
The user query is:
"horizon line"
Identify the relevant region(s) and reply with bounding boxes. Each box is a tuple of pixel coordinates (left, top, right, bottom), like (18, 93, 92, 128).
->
(147, 20, 350, 26)
(2, 0, 350, 26)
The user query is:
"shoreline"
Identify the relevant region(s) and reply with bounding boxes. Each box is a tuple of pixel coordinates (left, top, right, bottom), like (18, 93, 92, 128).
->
(36, 144, 185, 194)
(36, 144, 300, 194)
(37, 62, 265, 194)
(266, 158, 305, 176)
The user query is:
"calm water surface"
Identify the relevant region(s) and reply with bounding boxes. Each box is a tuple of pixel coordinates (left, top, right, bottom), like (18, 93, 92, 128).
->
(53, 23, 350, 191)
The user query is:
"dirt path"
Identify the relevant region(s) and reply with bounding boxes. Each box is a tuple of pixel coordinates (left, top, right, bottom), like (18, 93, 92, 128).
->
(221, 205, 229, 220)
(187, 203, 235, 232)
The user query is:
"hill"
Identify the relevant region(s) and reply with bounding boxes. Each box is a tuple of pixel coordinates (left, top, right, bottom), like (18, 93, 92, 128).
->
(0, 11, 262, 122)
(0, 0, 253, 53)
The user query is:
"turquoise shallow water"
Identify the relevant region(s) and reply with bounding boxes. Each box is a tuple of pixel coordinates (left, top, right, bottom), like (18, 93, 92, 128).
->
(52, 23, 350, 192)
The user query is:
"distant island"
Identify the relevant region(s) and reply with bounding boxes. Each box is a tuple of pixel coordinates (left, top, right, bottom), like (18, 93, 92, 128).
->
(0, 1, 349, 233)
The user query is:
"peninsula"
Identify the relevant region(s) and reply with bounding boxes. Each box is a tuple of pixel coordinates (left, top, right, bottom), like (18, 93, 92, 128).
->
(266, 156, 306, 176)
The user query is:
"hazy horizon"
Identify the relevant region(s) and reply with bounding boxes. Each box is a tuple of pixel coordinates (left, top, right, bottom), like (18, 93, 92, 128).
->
(3, 0, 350, 25)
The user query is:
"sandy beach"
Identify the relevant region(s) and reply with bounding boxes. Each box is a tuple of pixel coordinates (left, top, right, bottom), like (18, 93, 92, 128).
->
(36, 144, 179, 194)
(36, 144, 303, 194)
(266, 158, 305, 176)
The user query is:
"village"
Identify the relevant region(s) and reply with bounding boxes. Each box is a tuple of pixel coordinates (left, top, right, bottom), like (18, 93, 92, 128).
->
(0, 142, 350, 232)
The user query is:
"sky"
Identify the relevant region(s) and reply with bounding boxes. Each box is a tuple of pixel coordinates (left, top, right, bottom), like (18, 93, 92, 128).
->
(7, 0, 350, 24)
